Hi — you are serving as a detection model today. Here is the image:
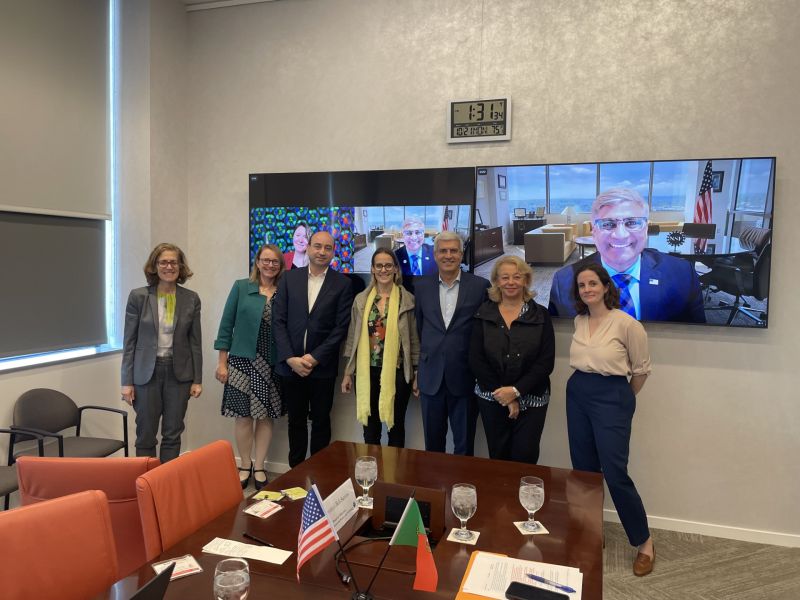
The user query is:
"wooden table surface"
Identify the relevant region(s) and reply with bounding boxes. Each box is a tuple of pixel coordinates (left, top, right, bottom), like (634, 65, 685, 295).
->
(111, 442, 604, 599)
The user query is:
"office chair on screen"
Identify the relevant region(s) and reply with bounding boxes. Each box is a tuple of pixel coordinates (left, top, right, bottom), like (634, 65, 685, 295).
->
(11, 388, 128, 459)
(700, 227, 771, 326)
(16, 456, 160, 578)
(136, 440, 243, 561)
(0, 490, 119, 600)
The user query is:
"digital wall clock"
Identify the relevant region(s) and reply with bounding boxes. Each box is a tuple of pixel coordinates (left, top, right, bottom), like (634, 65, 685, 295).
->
(447, 97, 511, 143)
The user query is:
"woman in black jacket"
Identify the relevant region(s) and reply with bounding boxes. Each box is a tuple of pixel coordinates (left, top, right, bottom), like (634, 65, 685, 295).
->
(469, 255, 555, 463)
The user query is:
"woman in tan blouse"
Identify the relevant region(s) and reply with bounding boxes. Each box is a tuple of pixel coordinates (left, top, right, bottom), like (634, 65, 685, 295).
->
(567, 262, 654, 576)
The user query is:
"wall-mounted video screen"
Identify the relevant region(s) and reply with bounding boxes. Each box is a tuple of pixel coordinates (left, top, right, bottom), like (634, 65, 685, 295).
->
(249, 168, 475, 278)
(476, 157, 774, 328)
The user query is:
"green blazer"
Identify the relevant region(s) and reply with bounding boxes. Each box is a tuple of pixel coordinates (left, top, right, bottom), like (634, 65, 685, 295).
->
(214, 279, 272, 361)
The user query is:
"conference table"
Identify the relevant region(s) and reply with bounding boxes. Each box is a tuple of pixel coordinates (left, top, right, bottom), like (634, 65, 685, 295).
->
(113, 442, 604, 599)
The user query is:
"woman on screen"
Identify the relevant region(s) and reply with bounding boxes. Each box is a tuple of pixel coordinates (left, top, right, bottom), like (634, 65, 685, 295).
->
(566, 262, 654, 576)
(283, 222, 310, 270)
(121, 243, 202, 463)
(214, 244, 286, 490)
(468, 255, 554, 464)
(341, 248, 419, 447)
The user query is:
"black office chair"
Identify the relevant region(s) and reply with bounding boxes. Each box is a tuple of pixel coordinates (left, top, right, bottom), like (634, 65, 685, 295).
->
(11, 388, 129, 460)
(1, 428, 44, 510)
(700, 227, 771, 326)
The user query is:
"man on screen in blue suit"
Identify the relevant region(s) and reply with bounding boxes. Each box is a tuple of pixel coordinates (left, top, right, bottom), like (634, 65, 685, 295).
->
(548, 188, 705, 323)
(395, 216, 436, 277)
(414, 231, 490, 456)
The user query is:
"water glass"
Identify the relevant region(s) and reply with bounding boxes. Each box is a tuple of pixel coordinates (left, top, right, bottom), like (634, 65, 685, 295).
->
(354, 455, 378, 507)
(213, 558, 250, 600)
(451, 483, 477, 541)
(519, 476, 545, 532)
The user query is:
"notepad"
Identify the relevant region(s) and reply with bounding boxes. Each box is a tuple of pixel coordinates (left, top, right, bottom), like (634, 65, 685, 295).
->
(459, 551, 583, 600)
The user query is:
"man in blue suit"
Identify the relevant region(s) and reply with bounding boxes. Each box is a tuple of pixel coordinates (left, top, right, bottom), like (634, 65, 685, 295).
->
(548, 188, 705, 323)
(395, 216, 436, 276)
(273, 230, 353, 467)
(414, 232, 490, 455)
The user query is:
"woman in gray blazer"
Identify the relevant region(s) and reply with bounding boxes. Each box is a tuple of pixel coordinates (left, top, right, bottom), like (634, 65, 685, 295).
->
(121, 243, 202, 462)
(341, 248, 419, 447)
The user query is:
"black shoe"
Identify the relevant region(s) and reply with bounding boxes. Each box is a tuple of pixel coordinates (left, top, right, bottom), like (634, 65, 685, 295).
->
(253, 469, 268, 491)
(238, 466, 252, 489)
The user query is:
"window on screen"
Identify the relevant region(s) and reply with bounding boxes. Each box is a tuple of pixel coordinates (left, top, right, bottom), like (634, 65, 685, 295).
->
(651, 161, 694, 211)
(549, 164, 598, 214)
(599, 162, 651, 204)
(507, 165, 546, 215)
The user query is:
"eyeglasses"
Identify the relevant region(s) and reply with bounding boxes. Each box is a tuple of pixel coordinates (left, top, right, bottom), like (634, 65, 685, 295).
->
(157, 260, 179, 268)
(593, 217, 648, 232)
(373, 263, 395, 271)
(258, 258, 280, 266)
(402, 229, 424, 237)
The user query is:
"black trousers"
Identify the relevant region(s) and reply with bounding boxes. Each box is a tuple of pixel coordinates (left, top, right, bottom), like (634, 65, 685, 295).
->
(362, 367, 412, 448)
(477, 397, 548, 464)
(283, 375, 335, 468)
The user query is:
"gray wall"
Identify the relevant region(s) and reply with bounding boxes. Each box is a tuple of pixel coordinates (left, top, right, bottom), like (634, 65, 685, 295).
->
(184, 0, 799, 544)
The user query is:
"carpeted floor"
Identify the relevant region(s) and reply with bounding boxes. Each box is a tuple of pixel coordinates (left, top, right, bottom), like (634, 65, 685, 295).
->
(603, 522, 800, 600)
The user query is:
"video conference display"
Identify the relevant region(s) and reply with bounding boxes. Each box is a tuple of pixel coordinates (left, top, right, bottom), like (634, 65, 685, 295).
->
(250, 157, 774, 328)
(248, 168, 475, 275)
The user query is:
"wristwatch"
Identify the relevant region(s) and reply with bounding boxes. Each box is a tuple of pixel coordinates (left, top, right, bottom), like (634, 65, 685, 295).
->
(511, 386, 521, 399)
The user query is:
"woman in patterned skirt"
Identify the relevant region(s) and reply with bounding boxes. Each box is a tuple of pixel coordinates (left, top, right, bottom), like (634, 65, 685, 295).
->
(214, 244, 286, 490)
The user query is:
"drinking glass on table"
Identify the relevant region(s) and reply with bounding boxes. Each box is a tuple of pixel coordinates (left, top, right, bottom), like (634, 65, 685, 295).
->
(213, 558, 250, 600)
(451, 483, 477, 541)
(354, 455, 378, 507)
(519, 476, 545, 532)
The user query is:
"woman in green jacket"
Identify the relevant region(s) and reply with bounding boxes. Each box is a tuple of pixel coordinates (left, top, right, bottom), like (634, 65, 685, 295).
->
(214, 244, 285, 490)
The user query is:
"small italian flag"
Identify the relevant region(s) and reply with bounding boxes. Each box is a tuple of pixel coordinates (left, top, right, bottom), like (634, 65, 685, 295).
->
(389, 497, 438, 592)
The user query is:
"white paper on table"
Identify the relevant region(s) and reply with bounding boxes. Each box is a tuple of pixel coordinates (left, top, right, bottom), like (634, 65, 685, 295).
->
(322, 478, 358, 532)
(152, 554, 203, 580)
(461, 551, 583, 600)
(244, 499, 283, 519)
(202, 537, 293, 565)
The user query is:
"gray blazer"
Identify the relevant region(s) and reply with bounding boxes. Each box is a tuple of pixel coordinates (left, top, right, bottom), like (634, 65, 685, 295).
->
(121, 285, 203, 386)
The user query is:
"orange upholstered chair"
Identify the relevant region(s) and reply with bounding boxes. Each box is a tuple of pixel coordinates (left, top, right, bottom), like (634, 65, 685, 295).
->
(0, 490, 119, 600)
(16, 456, 160, 578)
(136, 440, 243, 560)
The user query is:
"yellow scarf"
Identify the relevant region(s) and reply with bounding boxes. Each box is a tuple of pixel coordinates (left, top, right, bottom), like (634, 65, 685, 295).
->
(356, 284, 401, 429)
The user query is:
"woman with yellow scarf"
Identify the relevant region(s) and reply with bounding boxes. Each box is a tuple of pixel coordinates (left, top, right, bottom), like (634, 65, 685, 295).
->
(342, 248, 419, 447)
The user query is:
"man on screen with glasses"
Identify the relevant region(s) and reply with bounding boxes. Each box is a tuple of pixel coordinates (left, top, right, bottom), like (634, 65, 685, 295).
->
(395, 217, 436, 277)
(548, 188, 705, 323)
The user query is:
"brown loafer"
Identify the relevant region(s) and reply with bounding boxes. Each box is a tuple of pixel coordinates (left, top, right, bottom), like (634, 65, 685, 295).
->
(633, 547, 655, 576)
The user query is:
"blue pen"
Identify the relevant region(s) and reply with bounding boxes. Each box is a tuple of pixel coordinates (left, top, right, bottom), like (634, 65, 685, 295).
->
(526, 574, 577, 595)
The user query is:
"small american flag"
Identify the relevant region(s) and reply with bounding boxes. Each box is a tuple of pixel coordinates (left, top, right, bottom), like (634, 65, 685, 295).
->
(442, 207, 449, 231)
(694, 160, 714, 253)
(296, 484, 338, 580)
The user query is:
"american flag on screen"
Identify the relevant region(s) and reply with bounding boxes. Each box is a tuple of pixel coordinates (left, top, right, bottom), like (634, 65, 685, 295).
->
(694, 160, 714, 253)
(296, 484, 338, 580)
(442, 207, 449, 231)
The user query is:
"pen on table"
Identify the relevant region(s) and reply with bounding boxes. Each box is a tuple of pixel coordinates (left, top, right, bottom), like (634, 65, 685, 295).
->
(526, 574, 577, 594)
(242, 532, 275, 547)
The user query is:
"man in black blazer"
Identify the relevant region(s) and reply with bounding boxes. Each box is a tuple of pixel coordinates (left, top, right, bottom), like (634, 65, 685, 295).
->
(414, 232, 489, 455)
(273, 231, 353, 467)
